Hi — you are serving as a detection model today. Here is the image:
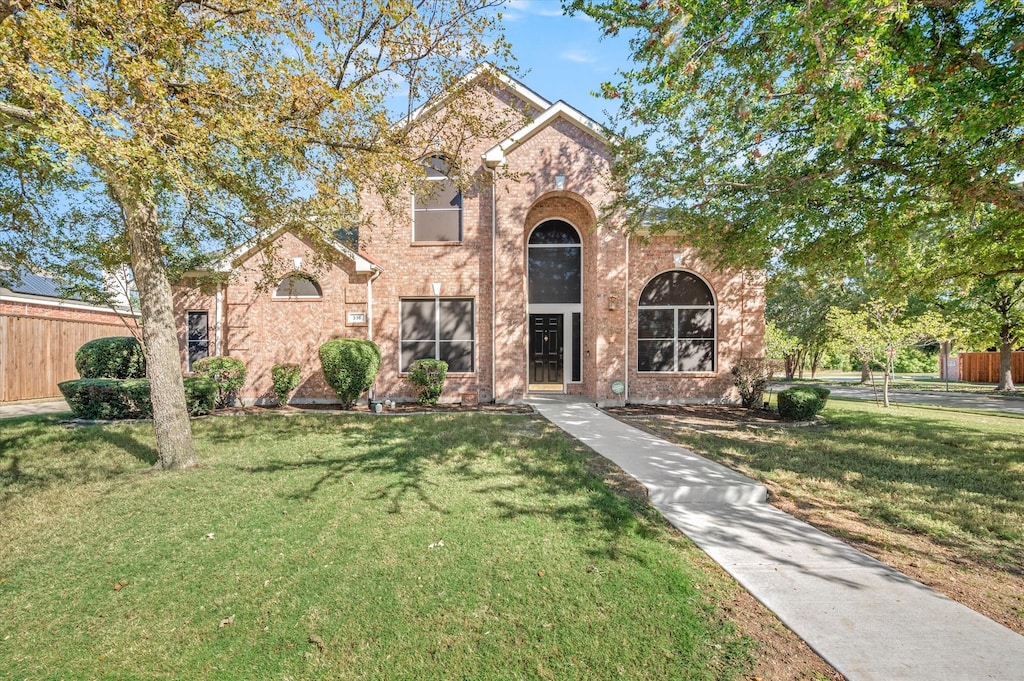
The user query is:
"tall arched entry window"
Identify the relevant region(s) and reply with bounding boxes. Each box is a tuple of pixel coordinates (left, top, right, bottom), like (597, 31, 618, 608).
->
(637, 270, 716, 373)
(527, 220, 582, 390)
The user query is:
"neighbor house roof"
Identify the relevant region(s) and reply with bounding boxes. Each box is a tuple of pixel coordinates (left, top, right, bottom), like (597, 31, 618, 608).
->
(1, 269, 136, 316)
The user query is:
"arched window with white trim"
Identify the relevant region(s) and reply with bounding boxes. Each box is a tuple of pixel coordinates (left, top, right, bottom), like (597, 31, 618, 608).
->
(274, 273, 322, 299)
(637, 271, 716, 373)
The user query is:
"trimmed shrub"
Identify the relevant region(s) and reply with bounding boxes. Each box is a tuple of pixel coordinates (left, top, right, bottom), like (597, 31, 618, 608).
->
(730, 357, 776, 408)
(192, 356, 247, 408)
(75, 336, 146, 379)
(406, 359, 448, 405)
(59, 378, 133, 419)
(58, 376, 217, 420)
(319, 339, 381, 409)
(182, 376, 217, 416)
(777, 386, 829, 421)
(271, 363, 302, 406)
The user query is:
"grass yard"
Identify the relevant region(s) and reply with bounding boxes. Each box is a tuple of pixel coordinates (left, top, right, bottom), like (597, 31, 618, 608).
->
(627, 399, 1024, 631)
(0, 412, 755, 680)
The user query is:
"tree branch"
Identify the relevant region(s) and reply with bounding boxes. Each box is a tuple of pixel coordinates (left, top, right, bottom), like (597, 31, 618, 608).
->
(0, 100, 38, 126)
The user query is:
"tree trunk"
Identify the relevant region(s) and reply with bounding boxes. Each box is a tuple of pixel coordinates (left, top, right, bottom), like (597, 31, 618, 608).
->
(796, 348, 806, 379)
(882, 358, 892, 408)
(122, 196, 198, 470)
(810, 349, 823, 378)
(785, 353, 797, 380)
(860, 360, 871, 384)
(997, 339, 1015, 392)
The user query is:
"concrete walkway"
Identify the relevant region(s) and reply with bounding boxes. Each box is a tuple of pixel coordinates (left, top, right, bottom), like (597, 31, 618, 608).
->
(807, 384, 1024, 415)
(0, 399, 70, 420)
(529, 396, 1024, 681)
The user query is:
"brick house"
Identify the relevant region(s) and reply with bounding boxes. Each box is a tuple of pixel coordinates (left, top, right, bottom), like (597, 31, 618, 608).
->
(173, 65, 765, 406)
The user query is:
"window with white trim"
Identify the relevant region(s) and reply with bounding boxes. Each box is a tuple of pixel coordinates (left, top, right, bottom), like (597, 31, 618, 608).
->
(274, 273, 322, 299)
(186, 311, 209, 371)
(637, 271, 716, 373)
(413, 156, 462, 242)
(400, 298, 474, 372)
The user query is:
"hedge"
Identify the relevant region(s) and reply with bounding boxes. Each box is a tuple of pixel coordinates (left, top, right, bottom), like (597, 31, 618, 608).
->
(75, 336, 146, 379)
(59, 377, 217, 420)
(271, 363, 301, 406)
(777, 386, 830, 421)
(319, 339, 381, 409)
(192, 356, 247, 408)
(406, 359, 448, 405)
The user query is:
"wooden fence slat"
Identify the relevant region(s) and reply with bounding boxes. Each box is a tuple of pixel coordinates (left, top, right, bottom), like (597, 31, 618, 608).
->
(1, 314, 135, 402)
(957, 351, 1024, 384)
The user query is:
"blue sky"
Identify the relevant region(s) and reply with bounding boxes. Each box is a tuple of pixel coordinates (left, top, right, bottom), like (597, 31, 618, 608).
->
(496, 0, 635, 125)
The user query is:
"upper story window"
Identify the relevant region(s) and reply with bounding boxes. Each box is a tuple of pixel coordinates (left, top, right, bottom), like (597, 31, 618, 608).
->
(528, 220, 582, 304)
(413, 156, 462, 242)
(637, 270, 716, 373)
(274, 273, 322, 299)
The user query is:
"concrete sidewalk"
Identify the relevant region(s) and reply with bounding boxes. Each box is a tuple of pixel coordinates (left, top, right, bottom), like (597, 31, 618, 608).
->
(0, 399, 70, 420)
(530, 396, 1024, 681)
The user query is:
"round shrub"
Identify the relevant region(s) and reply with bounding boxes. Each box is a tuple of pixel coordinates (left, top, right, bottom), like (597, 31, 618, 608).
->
(777, 386, 828, 421)
(75, 336, 146, 379)
(319, 339, 381, 409)
(192, 356, 247, 408)
(271, 363, 302, 406)
(406, 359, 448, 405)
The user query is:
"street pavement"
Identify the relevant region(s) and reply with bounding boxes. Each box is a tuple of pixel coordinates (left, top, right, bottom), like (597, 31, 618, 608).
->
(781, 383, 1024, 415)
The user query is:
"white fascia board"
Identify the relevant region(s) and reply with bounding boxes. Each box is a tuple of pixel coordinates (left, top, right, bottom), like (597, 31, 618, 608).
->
(404, 62, 551, 127)
(193, 226, 383, 276)
(0, 290, 138, 317)
(482, 100, 611, 166)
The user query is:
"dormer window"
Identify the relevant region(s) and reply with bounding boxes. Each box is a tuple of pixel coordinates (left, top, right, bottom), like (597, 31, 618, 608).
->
(274, 273, 322, 299)
(413, 156, 462, 242)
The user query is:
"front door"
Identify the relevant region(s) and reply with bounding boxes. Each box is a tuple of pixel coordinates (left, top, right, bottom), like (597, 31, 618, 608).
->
(530, 314, 563, 388)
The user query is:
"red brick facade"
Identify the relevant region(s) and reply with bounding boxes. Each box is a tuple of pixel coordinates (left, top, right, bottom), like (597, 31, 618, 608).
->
(173, 67, 765, 405)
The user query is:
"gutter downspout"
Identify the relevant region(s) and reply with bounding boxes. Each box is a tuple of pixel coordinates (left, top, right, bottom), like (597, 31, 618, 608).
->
(215, 283, 225, 356)
(484, 161, 498, 403)
(624, 233, 629, 405)
(366, 267, 382, 401)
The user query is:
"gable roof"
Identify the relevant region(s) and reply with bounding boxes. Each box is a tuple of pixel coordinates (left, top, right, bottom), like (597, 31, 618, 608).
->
(405, 62, 552, 126)
(482, 99, 612, 167)
(212, 226, 382, 275)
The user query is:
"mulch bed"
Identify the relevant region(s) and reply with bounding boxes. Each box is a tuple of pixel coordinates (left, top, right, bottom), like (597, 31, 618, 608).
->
(604, 403, 785, 423)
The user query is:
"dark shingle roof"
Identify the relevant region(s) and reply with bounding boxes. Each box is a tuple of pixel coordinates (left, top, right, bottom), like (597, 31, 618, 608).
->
(1, 270, 85, 301)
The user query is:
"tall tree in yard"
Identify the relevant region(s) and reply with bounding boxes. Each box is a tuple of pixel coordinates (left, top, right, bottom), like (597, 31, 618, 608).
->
(952, 275, 1024, 391)
(569, 0, 1024, 280)
(0, 0, 510, 469)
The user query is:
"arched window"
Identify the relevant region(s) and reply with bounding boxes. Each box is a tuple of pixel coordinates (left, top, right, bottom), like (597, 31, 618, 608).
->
(528, 220, 581, 304)
(274, 273, 322, 299)
(637, 271, 716, 373)
(413, 156, 462, 242)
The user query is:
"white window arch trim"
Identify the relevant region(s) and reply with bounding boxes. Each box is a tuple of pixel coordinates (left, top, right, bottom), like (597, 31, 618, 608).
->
(273, 272, 323, 299)
(637, 269, 718, 374)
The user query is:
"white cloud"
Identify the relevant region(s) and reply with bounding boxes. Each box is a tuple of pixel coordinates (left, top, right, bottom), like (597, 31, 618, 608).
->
(561, 49, 596, 64)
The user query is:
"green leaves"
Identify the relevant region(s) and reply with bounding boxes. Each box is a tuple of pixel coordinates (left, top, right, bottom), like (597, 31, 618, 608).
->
(573, 0, 1024, 282)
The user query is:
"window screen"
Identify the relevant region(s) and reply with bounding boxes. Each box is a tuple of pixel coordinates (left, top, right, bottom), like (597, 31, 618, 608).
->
(637, 271, 716, 373)
(400, 298, 475, 372)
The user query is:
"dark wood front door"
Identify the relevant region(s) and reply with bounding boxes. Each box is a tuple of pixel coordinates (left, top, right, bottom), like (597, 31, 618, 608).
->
(530, 314, 563, 386)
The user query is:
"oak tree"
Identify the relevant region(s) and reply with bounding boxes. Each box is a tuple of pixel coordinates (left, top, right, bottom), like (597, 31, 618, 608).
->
(1, 0, 511, 468)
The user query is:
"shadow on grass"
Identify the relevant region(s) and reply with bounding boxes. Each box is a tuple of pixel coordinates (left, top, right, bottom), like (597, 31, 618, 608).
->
(0, 415, 158, 510)
(643, 405, 1024, 568)
(210, 413, 656, 551)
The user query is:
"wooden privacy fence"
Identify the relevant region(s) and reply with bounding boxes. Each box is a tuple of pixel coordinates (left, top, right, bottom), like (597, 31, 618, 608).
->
(1, 314, 135, 402)
(957, 351, 1024, 384)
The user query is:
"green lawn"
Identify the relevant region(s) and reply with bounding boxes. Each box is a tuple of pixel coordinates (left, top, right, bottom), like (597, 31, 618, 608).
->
(636, 400, 1024, 569)
(0, 412, 753, 680)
